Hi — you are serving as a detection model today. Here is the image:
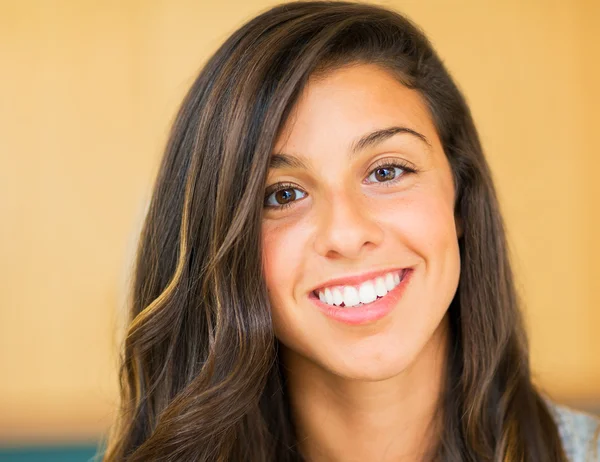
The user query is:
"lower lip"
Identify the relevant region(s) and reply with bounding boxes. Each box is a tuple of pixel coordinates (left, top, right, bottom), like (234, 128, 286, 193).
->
(309, 268, 413, 326)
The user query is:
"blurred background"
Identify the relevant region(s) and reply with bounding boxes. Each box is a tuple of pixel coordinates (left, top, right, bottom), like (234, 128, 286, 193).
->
(1, 0, 599, 460)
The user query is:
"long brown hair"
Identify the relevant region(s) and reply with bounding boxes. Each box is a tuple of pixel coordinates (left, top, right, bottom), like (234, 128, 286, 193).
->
(102, 2, 568, 460)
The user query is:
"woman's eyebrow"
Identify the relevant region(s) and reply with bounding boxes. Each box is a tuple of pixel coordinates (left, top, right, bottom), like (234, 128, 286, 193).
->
(351, 126, 431, 155)
(269, 125, 431, 170)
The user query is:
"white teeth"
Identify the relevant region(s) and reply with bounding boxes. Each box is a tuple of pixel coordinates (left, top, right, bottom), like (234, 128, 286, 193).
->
(343, 286, 360, 307)
(384, 273, 395, 291)
(332, 287, 344, 305)
(374, 277, 387, 297)
(324, 287, 333, 305)
(358, 281, 377, 304)
(316, 270, 406, 308)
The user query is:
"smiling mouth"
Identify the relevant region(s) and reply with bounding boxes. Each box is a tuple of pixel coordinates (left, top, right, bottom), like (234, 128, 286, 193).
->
(311, 268, 407, 308)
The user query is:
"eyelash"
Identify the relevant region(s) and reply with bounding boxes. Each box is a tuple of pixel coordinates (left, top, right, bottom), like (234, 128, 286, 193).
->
(263, 159, 418, 211)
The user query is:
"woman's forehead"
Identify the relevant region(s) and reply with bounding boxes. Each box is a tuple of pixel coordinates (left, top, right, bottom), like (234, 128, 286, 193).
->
(274, 64, 437, 155)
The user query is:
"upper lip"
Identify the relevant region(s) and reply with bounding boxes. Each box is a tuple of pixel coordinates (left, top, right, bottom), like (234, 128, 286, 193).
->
(309, 267, 410, 294)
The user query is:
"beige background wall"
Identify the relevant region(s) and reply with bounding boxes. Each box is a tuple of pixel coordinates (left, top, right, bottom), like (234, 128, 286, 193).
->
(1, 0, 599, 444)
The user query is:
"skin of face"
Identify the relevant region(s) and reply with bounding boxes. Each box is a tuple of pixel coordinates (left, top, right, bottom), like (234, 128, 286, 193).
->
(261, 62, 462, 385)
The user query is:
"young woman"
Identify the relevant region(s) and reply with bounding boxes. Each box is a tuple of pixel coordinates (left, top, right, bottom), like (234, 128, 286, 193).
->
(103, 1, 600, 461)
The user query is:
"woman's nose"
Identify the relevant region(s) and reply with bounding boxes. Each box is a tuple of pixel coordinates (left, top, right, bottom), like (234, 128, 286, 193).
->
(313, 192, 384, 260)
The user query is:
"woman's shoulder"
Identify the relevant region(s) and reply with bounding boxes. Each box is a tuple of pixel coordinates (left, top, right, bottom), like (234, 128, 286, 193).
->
(546, 399, 600, 461)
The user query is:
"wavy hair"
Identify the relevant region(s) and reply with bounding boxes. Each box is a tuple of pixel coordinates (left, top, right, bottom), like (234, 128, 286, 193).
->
(103, 2, 568, 460)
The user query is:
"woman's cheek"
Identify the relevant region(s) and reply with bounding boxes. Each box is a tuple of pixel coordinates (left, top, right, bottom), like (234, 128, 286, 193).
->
(261, 223, 283, 300)
(262, 219, 310, 345)
(262, 218, 307, 303)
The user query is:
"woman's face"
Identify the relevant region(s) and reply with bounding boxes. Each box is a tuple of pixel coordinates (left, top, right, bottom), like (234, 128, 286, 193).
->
(261, 63, 461, 380)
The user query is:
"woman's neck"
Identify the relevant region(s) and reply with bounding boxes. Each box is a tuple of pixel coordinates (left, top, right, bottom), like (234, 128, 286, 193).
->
(282, 315, 450, 462)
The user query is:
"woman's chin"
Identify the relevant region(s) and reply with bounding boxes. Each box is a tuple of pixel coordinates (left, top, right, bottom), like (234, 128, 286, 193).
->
(324, 351, 415, 382)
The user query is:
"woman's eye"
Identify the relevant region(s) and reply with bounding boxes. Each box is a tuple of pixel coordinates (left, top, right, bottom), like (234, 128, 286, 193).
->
(264, 186, 307, 208)
(366, 165, 405, 183)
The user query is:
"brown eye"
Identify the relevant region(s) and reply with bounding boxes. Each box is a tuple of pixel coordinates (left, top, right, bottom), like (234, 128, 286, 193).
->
(374, 167, 396, 182)
(364, 160, 419, 185)
(366, 165, 405, 183)
(275, 189, 296, 204)
(264, 185, 307, 208)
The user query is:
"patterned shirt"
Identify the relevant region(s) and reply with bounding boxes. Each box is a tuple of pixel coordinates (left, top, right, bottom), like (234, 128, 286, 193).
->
(549, 401, 600, 461)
